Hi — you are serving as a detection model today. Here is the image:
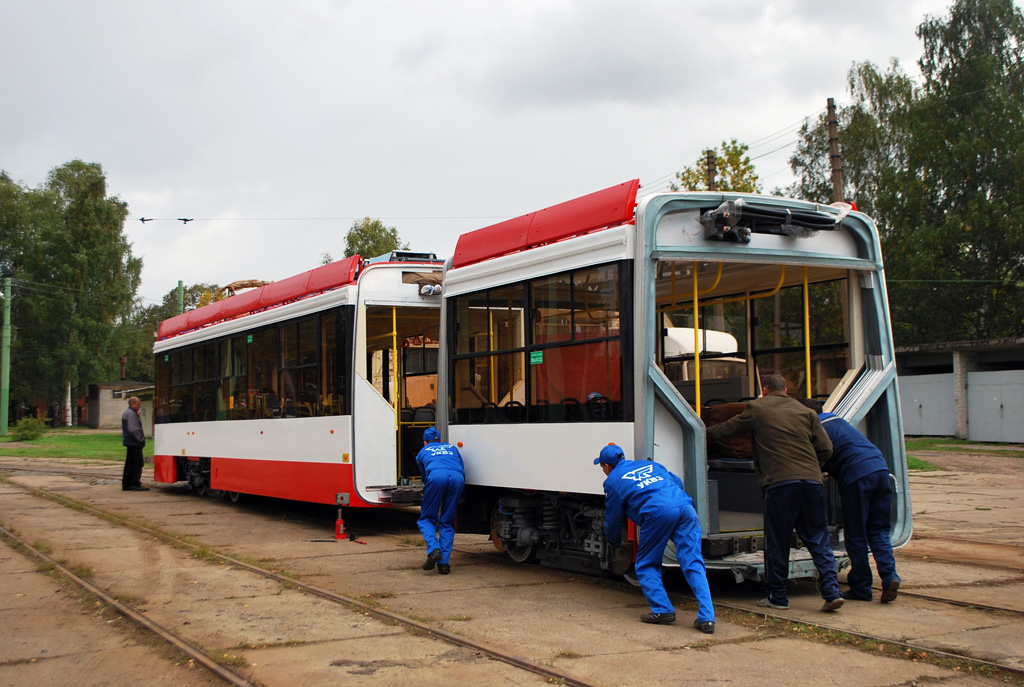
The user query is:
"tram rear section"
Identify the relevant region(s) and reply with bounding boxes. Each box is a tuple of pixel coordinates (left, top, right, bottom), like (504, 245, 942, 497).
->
(442, 180, 910, 584)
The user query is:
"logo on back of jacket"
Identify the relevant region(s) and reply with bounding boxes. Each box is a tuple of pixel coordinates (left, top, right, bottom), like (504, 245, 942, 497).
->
(621, 464, 663, 489)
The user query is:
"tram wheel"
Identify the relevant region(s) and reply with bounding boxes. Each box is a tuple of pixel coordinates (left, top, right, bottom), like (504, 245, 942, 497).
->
(505, 543, 535, 563)
(227, 491, 242, 504)
(195, 483, 208, 497)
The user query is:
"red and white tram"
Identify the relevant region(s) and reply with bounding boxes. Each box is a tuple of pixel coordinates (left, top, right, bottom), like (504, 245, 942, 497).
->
(152, 252, 443, 514)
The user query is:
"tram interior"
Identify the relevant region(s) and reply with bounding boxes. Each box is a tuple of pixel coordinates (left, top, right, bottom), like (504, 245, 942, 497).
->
(363, 305, 441, 483)
(655, 259, 853, 538)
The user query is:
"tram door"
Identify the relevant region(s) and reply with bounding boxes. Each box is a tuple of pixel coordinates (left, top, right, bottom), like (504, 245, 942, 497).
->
(354, 303, 440, 491)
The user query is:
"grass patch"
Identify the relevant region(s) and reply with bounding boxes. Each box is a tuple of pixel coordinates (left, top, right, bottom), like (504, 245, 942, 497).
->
(906, 455, 942, 471)
(905, 437, 1024, 459)
(209, 649, 247, 668)
(0, 429, 154, 461)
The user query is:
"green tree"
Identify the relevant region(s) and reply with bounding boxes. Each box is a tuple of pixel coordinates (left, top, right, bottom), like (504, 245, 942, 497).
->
(786, 0, 1024, 345)
(670, 139, 762, 193)
(343, 217, 409, 259)
(4, 161, 142, 422)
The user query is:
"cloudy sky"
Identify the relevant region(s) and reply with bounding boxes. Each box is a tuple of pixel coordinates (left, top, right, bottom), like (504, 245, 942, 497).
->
(1, 0, 972, 305)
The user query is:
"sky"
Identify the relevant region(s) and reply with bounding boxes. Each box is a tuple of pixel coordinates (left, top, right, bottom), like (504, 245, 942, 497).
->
(1, 0, 973, 306)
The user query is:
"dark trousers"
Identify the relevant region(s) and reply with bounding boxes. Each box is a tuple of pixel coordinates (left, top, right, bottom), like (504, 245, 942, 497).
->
(763, 481, 840, 604)
(417, 471, 464, 564)
(122, 445, 144, 490)
(840, 470, 899, 598)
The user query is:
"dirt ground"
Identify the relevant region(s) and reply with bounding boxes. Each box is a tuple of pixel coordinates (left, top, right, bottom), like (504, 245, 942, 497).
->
(0, 443, 1022, 686)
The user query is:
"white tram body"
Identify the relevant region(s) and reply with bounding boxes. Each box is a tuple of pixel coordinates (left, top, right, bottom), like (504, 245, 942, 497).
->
(153, 254, 443, 508)
(440, 180, 911, 580)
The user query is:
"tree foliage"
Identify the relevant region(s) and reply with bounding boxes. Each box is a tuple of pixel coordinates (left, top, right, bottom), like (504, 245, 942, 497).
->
(343, 217, 409, 259)
(670, 139, 762, 193)
(0, 161, 143, 419)
(786, 0, 1024, 345)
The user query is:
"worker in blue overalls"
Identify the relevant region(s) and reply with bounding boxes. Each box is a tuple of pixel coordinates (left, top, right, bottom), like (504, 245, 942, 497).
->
(596, 444, 716, 633)
(802, 399, 901, 603)
(416, 427, 465, 575)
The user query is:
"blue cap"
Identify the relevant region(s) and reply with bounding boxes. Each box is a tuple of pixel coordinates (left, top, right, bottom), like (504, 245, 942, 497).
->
(423, 427, 440, 442)
(594, 444, 624, 465)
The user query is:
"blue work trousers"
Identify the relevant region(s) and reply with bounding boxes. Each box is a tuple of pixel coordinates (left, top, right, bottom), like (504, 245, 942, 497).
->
(636, 503, 715, 622)
(840, 470, 899, 598)
(418, 471, 464, 564)
(762, 482, 840, 605)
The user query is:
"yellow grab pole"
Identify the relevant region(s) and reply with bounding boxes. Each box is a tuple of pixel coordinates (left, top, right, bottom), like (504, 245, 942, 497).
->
(803, 267, 811, 399)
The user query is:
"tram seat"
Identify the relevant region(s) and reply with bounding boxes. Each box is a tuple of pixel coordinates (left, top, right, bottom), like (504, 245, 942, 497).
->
(401, 407, 414, 422)
(503, 401, 525, 423)
(483, 402, 508, 423)
(413, 406, 436, 422)
(586, 395, 613, 421)
(560, 397, 583, 421)
(529, 399, 551, 422)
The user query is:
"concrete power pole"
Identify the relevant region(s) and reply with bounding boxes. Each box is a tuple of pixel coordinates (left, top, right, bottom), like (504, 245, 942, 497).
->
(827, 97, 844, 203)
(705, 149, 717, 192)
(1, 278, 10, 436)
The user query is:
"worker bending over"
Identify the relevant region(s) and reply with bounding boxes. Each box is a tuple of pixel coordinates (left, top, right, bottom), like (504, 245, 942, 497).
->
(596, 444, 716, 633)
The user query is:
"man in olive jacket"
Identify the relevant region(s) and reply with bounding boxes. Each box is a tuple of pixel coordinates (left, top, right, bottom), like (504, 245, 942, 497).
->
(706, 374, 842, 612)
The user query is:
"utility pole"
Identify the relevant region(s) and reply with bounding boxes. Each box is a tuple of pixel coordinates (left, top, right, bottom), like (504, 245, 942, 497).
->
(177, 280, 184, 315)
(1, 278, 11, 436)
(827, 97, 844, 203)
(705, 149, 717, 192)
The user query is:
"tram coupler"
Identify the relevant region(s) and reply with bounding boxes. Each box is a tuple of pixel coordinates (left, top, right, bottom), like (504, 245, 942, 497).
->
(335, 508, 348, 540)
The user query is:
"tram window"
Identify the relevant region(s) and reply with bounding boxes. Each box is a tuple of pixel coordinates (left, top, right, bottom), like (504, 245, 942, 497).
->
(809, 279, 848, 346)
(531, 341, 622, 417)
(455, 294, 489, 354)
(572, 264, 620, 340)
(248, 328, 280, 418)
(531, 274, 573, 344)
(490, 284, 526, 350)
(154, 354, 170, 424)
(754, 286, 805, 350)
(179, 349, 193, 384)
(321, 311, 341, 415)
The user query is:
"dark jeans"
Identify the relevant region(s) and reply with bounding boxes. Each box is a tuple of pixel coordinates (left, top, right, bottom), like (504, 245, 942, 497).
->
(122, 445, 144, 490)
(840, 470, 899, 597)
(763, 481, 840, 604)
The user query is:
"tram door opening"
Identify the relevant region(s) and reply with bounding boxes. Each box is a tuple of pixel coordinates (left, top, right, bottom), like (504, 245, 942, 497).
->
(655, 259, 853, 539)
(363, 305, 441, 486)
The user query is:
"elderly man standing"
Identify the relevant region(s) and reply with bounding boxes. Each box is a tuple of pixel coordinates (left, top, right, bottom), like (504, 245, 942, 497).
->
(416, 427, 464, 575)
(706, 374, 842, 612)
(121, 396, 149, 492)
(597, 444, 716, 633)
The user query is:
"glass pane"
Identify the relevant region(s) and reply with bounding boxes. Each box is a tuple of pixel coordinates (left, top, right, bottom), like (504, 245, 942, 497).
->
(489, 284, 526, 351)
(281, 323, 298, 368)
(231, 336, 247, 376)
(194, 380, 218, 421)
(248, 327, 280, 417)
(809, 279, 848, 346)
(531, 273, 573, 344)
(754, 286, 805, 350)
(811, 347, 851, 399)
(455, 294, 489, 354)
(219, 340, 231, 378)
(299, 318, 317, 366)
(154, 354, 170, 424)
(179, 348, 193, 384)
(451, 356, 490, 424)
(169, 383, 192, 423)
(321, 312, 339, 415)
(572, 264, 620, 340)
(753, 350, 807, 398)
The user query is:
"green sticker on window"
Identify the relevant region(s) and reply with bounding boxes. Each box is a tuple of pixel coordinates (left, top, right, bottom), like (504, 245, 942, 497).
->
(530, 350, 543, 365)
(164, 354, 169, 361)
(247, 334, 253, 344)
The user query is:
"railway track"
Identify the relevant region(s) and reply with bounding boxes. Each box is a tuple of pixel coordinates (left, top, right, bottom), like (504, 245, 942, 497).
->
(0, 475, 602, 687)
(3, 463, 1023, 680)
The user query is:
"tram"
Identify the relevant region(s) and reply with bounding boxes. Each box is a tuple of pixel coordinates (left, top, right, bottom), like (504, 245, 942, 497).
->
(440, 180, 912, 582)
(152, 252, 444, 512)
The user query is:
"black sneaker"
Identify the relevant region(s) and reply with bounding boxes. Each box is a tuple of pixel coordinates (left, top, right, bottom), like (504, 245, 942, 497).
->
(437, 563, 450, 575)
(640, 612, 676, 624)
(693, 619, 715, 634)
(130, 485, 150, 491)
(422, 549, 441, 570)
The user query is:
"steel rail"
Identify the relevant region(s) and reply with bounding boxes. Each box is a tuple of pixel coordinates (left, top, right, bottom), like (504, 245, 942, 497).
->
(0, 524, 257, 687)
(4, 479, 602, 687)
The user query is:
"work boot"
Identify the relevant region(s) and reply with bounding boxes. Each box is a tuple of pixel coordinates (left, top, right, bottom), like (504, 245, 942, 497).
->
(693, 619, 715, 634)
(437, 563, 450, 575)
(881, 578, 900, 603)
(640, 612, 676, 624)
(422, 549, 441, 571)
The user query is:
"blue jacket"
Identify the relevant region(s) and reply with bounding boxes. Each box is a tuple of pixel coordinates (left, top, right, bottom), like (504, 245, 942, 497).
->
(416, 441, 465, 481)
(819, 413, 888, 489)
(602, 459, 692, 547)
